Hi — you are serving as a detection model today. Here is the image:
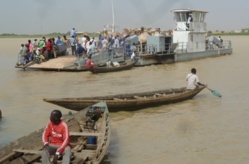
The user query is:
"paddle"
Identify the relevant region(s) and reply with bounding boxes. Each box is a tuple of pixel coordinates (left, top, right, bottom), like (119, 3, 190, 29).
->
(205, 86, 222, 97)
(90, 64, 97, 74)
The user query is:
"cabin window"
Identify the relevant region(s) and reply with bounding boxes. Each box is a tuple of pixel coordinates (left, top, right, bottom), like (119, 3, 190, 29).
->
(183, 13, 187, 22)
(174, 13, 180, 22)
(200, 13, 206, 22)
(195, 13, 200, 22)
(198, 13, 202, 22)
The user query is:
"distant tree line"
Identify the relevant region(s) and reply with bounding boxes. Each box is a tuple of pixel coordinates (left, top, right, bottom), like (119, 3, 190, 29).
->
(212, 28, 249, 36)
(0, 32, 68, 38)
(1, 29, 249, 38)
(0, 32, 99, 38)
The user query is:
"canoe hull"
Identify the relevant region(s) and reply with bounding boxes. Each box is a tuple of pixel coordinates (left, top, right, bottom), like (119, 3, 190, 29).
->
(0, 101, 111, 164)
(44, 86, 205, 111)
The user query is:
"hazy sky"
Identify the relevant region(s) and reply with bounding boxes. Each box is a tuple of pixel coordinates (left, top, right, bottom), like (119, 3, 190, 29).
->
(0, 0, 248, 34)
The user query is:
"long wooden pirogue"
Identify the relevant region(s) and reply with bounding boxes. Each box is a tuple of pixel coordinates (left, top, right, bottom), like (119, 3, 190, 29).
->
(43, 86, 205, 111)
(0, 101, 111, 164)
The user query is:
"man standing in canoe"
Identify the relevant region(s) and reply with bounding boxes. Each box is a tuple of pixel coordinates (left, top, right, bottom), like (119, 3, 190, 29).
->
(186, 68, 205, 89)
(42, 110, 71, 164)
(85, 56, 95, 69)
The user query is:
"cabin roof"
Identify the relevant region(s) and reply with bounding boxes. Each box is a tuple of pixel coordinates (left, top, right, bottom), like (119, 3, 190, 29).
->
(171, 9, 208, 13)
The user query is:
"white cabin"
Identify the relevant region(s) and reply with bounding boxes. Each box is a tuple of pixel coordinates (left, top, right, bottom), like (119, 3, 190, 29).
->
(171, 9, 208, 53)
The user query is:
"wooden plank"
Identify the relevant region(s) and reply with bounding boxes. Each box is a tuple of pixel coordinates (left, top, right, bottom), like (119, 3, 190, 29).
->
(19, 154, 41, 163)
(13, 149, 42, 155)
(113, 98, 123, 101)
(74, 150, 95, 156)
(70, 132, 100, 137)
(0, 152, 16, 163)
(76, 144, 85, 152)
(85, 144, 97, 150)
(133, 96, 147, 99)
(72, 139, 88, 152)
(155, 93, 162, 96)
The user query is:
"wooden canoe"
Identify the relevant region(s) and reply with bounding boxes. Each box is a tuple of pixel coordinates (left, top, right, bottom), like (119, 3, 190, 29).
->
(43, 86, 205, 112)
(89, 60, 136, 74)
(0, 101, 111, 164)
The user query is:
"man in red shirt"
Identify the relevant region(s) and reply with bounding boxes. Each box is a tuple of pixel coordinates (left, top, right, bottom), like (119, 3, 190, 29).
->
(85, 56, 95, 68)
(42, 110, 71, 164)
(46, 39, 52, 60)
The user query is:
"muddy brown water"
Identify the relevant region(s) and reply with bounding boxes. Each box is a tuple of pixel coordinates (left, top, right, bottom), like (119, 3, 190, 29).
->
(0, 36, 249, 164)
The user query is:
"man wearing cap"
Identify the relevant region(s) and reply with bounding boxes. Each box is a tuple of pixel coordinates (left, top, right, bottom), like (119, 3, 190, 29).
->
(42, 110, 71, 164)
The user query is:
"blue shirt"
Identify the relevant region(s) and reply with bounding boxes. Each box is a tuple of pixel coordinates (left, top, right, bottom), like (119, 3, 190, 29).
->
(56, 39, 62, 45)
(70, 29, 76, 37)
(76, 44, 85, 54)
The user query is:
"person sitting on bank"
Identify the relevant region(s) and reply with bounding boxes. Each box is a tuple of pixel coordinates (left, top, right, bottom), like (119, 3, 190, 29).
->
(186, 68, 206, 90)
(42, 110, 71, 164)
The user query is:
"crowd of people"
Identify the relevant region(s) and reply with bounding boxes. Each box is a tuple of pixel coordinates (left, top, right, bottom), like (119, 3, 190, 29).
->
(16, 27, 138, 69)
(69, 27, 138, 68)
(16, 35, 69, 66)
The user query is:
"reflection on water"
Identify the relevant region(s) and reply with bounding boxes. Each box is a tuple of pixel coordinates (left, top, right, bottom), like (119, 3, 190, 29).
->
(1, 36, 249, 163)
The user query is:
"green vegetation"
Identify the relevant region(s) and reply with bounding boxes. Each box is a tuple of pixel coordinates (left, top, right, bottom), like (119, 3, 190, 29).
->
(213, 32, 249, 36)
(212, 28, 249, 36)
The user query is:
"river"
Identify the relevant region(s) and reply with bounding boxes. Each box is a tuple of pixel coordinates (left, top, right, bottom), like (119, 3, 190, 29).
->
(0, 36, 249, 164)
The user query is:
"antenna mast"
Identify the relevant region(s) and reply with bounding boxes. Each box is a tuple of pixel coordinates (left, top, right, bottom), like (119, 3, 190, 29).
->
(111, 0, 115, 33)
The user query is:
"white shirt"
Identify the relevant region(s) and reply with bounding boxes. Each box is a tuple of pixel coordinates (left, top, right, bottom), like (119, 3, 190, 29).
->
(187, 16, 192, 24)
(87, 43, 95, 54)
(186, 73, 199, 89)
(113, 61, 120, 67)
(113, 38, 120, 48)
(36, 49, 40, 55)
(131, 52, 135, 59)
(102, 39, 108, 48)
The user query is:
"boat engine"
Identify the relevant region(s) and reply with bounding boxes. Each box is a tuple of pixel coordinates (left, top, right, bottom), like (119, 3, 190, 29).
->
(85, 106, 102, 129)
